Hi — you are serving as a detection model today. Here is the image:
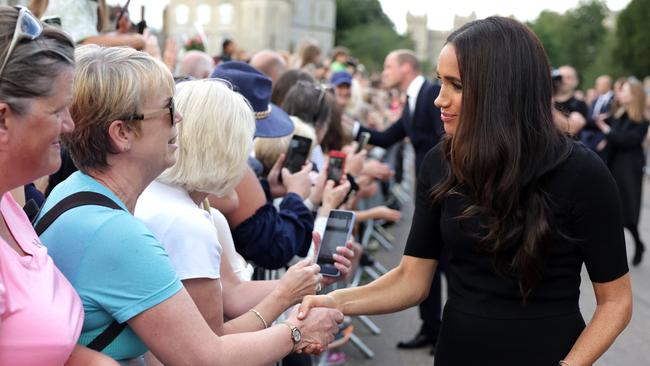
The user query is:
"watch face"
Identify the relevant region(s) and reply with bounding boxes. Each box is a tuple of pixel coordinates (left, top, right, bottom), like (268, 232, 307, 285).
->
(292, 328, 302, 343)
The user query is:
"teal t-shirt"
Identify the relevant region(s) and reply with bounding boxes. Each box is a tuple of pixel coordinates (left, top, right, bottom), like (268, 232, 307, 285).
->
(37, 172, 182, 360)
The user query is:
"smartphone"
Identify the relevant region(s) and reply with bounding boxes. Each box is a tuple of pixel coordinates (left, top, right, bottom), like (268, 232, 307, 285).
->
(327, 150, 347, 185)
(318, 210, 356, 277)
(356, 132, 371, 153)
(284, 135, 312, 174)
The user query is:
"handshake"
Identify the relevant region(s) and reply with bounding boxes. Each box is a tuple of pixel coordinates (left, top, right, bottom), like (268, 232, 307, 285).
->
(282, 303, 343, 355)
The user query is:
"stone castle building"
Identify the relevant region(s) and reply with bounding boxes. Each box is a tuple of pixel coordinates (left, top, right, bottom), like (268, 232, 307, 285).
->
(406, 11, 477, 67)
(164, 0, 336, 57)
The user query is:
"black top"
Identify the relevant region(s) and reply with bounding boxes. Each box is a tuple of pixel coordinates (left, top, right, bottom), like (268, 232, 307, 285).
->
(405, 141, 628, 319)
(555, 96, 589, 119)
(604, 113, 649, 226)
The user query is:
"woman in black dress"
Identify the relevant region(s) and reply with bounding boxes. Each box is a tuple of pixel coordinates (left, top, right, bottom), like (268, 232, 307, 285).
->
(298, 17, 632, 366)
(596, 78, 649, 266)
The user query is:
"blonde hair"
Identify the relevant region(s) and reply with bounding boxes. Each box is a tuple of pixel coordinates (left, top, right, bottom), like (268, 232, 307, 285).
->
(158, 80, 255, 196)
(616, 78, 647, 123)
(67, 45, 174, 172)
(255, 116, 317, 176)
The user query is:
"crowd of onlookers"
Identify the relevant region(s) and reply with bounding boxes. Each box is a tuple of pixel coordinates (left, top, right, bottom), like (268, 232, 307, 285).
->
(1, 3, 650, 366)
(550, 66, 650, 266)
(0, 3, 407, 366)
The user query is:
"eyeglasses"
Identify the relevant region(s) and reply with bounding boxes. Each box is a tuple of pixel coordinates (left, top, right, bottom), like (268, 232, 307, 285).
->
(125, 98, 176, 126)
(0, 6, 43, 80)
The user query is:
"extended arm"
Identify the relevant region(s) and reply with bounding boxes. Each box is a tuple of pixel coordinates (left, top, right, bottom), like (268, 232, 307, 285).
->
(561, 274, 632, 366)
(299, 255, 437, 317)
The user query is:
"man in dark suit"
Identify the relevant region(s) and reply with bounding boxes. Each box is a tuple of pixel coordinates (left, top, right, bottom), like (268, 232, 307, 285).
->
(350, 49, 444, 354)
(581, 75, 614, 156)
(352, 50, 444, 171)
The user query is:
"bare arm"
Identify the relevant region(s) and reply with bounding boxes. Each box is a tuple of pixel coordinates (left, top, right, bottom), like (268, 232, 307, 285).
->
(562, 274, 632, 366)
(129, 288, 294, 366)
(299, 255, 437, 317)
(224, 166, 267, 229)
(79, 33, 146, 50)
(65, 345, 118, 366)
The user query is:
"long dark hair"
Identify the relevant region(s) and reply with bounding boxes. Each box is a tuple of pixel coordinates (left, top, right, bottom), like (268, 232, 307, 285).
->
(431, 17, 572, 301)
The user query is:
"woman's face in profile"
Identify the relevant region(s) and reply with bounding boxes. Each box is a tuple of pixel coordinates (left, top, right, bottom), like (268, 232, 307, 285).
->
(434, 44, 462, 136)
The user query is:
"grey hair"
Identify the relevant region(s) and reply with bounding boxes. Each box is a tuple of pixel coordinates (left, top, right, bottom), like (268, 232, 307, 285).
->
(0, 6, 74, 115)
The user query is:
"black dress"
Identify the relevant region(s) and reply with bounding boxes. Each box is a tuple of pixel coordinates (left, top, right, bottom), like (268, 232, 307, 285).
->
(603, 113, 649, 228)
(404, 142, 629, 365)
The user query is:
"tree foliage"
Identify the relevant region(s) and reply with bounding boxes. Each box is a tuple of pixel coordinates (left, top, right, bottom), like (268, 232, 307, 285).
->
(335, 0, 413, 72)
(528, 0, 609, 87)
(615, 0, 650, 78)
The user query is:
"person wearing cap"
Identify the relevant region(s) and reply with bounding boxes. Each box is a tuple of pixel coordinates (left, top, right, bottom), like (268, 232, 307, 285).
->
(331, 71, 353, 110)
(208, 61, 317, 270)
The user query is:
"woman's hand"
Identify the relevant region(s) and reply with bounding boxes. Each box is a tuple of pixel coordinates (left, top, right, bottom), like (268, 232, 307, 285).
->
(320, 180, 351, 217)
(369, 206, 401, 222)
(320, 240, 355, 287)
(361, 160, 394, 181)
(341, 143, 367, 177)
(275, 259, 322, 305)
(282, 162, 313, 200)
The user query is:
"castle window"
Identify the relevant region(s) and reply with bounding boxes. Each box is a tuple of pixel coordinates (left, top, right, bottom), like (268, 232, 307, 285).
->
(197, 4, 211, 25)
(175, 4, 189, 25)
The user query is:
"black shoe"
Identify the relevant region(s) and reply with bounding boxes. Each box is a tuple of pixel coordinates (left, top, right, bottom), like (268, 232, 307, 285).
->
(429, 344, 436, 356)
(633, 243, 645, 266)
(396, 333, 435, 349)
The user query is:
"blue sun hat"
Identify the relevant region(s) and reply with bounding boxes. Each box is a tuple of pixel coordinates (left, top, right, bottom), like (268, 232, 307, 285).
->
(210, 61, 294, 138)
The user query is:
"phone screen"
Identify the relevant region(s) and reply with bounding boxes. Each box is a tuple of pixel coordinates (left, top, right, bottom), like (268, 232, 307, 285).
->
(284, 136, 312, 173)
(319, 215, 353, 264)
(327, 157, 344, 184)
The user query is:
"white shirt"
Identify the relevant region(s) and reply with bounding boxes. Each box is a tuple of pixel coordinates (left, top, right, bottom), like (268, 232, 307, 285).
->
(405, 75, 425, 117)
(209, 208, 254, 282)
(353, 75, 425, 137)
(591, 90, 614, 119)
(135, 181, 222, 281)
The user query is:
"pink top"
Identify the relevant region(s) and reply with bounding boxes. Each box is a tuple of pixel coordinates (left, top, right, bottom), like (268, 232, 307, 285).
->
(0, 193, 84, 366)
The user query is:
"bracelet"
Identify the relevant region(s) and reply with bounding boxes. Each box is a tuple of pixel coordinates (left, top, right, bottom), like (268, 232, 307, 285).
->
(559, 361, 571, 366)
(248, 309, 268, 329)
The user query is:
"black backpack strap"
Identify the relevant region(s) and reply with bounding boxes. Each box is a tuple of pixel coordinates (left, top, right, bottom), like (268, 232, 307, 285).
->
(33, 191, 128, 351)
(33, 191, 123, 235)
(86, 320, 128, 352)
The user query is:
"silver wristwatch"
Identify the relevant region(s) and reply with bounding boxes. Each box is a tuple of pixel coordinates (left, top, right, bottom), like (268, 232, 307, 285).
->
(282, 322, 302, 352)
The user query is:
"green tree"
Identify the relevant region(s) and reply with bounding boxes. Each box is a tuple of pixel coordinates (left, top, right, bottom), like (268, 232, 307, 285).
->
(528, 0, 610, 88)
(338, 23, 414, 72)
(615, 0, 650, 78)
(335, 0, 412, 72)
(528, 11, 568, 67)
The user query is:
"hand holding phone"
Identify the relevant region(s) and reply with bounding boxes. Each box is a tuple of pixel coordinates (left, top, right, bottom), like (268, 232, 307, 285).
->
(317, 210, 356, 277)
(284, 135, 312, 174)
(356, 132, 371, 153)
(327, 151, 346, 186)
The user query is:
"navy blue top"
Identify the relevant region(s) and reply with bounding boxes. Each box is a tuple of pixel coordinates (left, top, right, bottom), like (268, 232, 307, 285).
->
(231, 179, 314, 269)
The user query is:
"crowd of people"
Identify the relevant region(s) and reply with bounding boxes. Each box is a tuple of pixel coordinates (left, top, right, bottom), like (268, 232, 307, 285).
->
(1, 2, 649, 366)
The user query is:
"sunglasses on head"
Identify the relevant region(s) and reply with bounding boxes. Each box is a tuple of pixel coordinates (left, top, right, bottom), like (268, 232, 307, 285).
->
(0, 6, 43, 80)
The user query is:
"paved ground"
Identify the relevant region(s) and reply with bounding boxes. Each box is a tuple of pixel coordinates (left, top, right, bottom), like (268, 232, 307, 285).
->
(339, 163, 650, 365)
